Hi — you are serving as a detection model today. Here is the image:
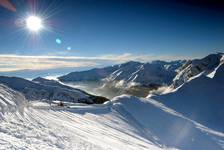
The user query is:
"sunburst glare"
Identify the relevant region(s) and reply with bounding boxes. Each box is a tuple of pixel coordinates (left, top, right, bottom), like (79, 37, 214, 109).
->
(26, 15, 43, 32)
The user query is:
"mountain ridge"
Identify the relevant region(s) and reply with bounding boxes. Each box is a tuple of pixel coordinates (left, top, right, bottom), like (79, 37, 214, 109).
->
(0, 76, 108, 104)
(59, 60, 185, 86)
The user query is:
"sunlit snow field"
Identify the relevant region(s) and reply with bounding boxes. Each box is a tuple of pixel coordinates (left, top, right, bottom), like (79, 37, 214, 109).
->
(1, 92, 224, 150)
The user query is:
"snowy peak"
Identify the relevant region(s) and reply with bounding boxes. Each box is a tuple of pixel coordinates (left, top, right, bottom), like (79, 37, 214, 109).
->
(119, 61, 142, 67)
(173, 53, 224, 88)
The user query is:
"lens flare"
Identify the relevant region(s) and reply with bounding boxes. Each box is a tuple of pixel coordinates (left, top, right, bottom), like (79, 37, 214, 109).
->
(56, 38, 62, 44)
(67, 46, 71, 50)
(0, 0, 16, 12)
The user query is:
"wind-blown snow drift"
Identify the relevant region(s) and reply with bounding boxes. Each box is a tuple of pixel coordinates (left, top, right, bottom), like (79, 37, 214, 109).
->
(0, 84, 26, 118)
(111, 95, 224, 150)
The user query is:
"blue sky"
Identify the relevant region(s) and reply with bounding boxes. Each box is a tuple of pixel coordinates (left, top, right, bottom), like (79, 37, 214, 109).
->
(0, 0, 224, 72)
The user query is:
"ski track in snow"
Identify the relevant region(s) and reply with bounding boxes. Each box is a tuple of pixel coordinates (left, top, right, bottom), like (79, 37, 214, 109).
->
(0, 103, 167, 150)
(0, 95, 224, 150)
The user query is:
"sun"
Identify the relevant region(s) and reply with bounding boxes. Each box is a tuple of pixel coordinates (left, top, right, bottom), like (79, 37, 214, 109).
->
(26, 16, 43, 32)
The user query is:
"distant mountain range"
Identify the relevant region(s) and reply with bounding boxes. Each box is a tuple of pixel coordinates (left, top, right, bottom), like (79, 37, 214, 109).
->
(59, 60, 186, 97)
(59, 53, 224, 98)
(59, 60, 185, 86)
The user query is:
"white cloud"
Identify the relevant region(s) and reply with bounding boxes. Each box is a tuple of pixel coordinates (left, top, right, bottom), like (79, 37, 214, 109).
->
(0, 53, 194, 72)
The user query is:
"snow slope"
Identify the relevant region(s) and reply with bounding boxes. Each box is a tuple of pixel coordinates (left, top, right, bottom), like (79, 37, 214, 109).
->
(0, 93, 223, 149)
(0, 84, 26, 118)
(0, 76, 108, 104)
(0, 98, 164, 150)
(152, 63, 224, 132)
(112, 95, 224, 150)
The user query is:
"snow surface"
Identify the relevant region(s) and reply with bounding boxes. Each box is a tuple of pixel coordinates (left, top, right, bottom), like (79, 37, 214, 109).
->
(0, 84, 26, 118)
(0, 98, 164, 149)
(0, 90, 223, 149)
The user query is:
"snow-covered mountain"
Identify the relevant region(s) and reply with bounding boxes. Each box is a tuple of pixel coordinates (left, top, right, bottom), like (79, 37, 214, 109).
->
(59, 60, 185, 98)
(172, 53, 224, 88)
(0, 62, 223, 149)
(0, 76, 108, 104)
(33, 77, 83, 91)
(0, 53, 223, 149)
(104, 60, 185, 86)
(152, 63, 224, 132)
(59, 60, 185, 86)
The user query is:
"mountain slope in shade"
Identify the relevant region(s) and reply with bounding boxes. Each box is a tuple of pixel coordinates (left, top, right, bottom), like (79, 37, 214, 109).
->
(172, 53, 223, 88)
(58, 65, 119, 82)
(0, 76, 108, 104)
(152, 63, 224, 132)
(214, 63, 224, 83)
